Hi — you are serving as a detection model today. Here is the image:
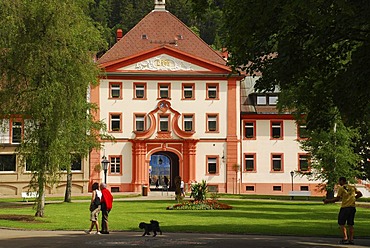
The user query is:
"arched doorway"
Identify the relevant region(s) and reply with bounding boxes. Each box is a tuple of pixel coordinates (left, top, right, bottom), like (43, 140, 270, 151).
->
(149, 151, 179, 190)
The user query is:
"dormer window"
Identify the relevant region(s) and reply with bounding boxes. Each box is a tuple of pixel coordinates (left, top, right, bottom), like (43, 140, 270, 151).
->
(142, 34, 148, 39)
(256, 94, 278, 105)
(256, 95, 267, 105)
(269, 95, 278, 105)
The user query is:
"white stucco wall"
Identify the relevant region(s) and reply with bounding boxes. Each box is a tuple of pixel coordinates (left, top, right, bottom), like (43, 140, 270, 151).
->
(242, 119, 312, 184)
(99, 77, 232, 186)
(101, 142, 133, 184)
(99, 79, 229, 139)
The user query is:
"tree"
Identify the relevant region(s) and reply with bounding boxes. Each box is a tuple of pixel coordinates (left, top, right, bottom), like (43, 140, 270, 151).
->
(300, 117, 361, 198)
(188, 0, 225, 48)
(88, 0, 112, 58)
(190, 0, 369, 179)
(222, 0, 369, 124)
(0, 0, 108, 216)
(188, 0, 370, 192)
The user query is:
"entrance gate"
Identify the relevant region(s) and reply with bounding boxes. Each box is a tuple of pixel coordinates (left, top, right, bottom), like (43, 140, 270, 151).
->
(149, 152, 179, 190)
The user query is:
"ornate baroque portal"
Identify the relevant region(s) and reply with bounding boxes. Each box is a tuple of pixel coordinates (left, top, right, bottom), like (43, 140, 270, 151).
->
(130, 100, 198, 192)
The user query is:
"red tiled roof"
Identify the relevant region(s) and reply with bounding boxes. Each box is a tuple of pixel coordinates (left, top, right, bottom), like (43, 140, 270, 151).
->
(97, 10, 226, 66)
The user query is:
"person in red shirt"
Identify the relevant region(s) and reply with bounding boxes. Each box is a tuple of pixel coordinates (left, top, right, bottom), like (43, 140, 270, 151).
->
(100, 183, 113, 234)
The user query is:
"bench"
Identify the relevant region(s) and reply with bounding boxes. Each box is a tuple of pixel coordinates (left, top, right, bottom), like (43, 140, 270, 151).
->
(21, 192, 38, 202)
(289, 191, 311, 200)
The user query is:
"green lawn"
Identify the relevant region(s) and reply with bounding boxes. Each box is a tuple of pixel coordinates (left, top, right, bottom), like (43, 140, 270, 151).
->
(0, 199, 369, 238)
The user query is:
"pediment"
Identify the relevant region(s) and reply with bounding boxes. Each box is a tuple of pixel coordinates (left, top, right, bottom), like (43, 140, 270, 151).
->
(117, 54, 210, 72)
(100, 46, 231, 74)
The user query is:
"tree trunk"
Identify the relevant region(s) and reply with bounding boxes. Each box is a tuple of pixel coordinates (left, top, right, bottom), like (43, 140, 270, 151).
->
(326, 190, 334, 199)
(174, 176, 181, 202)
(35, 176, 45, 217)
(64, 171, 72, 202)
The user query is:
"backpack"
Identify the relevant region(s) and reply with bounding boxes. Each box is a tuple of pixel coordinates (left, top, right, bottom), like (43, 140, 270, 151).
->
(90, 192, 101, 211)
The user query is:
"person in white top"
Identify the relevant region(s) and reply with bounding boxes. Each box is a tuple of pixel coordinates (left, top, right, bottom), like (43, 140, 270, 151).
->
(180, 180, 185, 197)
(85, 182, 102, 234)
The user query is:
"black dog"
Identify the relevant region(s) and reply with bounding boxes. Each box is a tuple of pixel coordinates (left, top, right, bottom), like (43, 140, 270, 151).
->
(139, 220, 162, 237)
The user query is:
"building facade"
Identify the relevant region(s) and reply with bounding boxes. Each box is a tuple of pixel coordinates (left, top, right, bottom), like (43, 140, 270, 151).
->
(89, 0, 324, 196)
(89, 0, 242, 194)
(0, 118, 90, 195)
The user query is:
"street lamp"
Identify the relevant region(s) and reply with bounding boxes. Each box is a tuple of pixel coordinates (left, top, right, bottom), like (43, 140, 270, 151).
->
(290, 171, 294, 191)
(101, 156, 110, 184)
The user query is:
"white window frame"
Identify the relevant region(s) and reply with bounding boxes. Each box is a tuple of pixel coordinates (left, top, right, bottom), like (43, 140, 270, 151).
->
(159, 85, 169, 98)
(110, 84, 121, 98)
(207, 157, 217, 174)
(135, 84, 145, 99)
(159, 116, 169, 131)
(184, 115, 193, 131)
(12, 121, 22, 144)
(207, 85, 217, 99)
(257, 95, 267, 105)
(110, 114, 121, 132)
(184, 85, 193, 99)
(135, 115, 145, 131)
(268, 95, 278, 105)
(272, 154, 282, 171)
(110, 156, 121, 174)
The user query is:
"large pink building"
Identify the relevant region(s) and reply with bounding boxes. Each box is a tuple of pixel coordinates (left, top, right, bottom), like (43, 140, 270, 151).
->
(88, 0, 323, 196)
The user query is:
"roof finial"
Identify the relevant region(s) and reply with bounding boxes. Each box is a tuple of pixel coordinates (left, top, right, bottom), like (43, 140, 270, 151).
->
(154, 0, 166, 11)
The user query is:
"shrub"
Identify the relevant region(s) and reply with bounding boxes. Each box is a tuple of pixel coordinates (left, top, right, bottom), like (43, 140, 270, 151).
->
(190, 180, 208, 202)
(167, 180, 231, 210)
(166, 200, 232, 210)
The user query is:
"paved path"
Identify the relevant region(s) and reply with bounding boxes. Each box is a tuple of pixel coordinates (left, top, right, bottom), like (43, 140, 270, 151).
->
(0, 229, 370, 248)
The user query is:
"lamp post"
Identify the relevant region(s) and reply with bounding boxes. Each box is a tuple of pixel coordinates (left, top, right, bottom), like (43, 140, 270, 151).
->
(290, 171, 295, 200)
(101, 156, 110, 184)
(290, 171, 294, 191)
